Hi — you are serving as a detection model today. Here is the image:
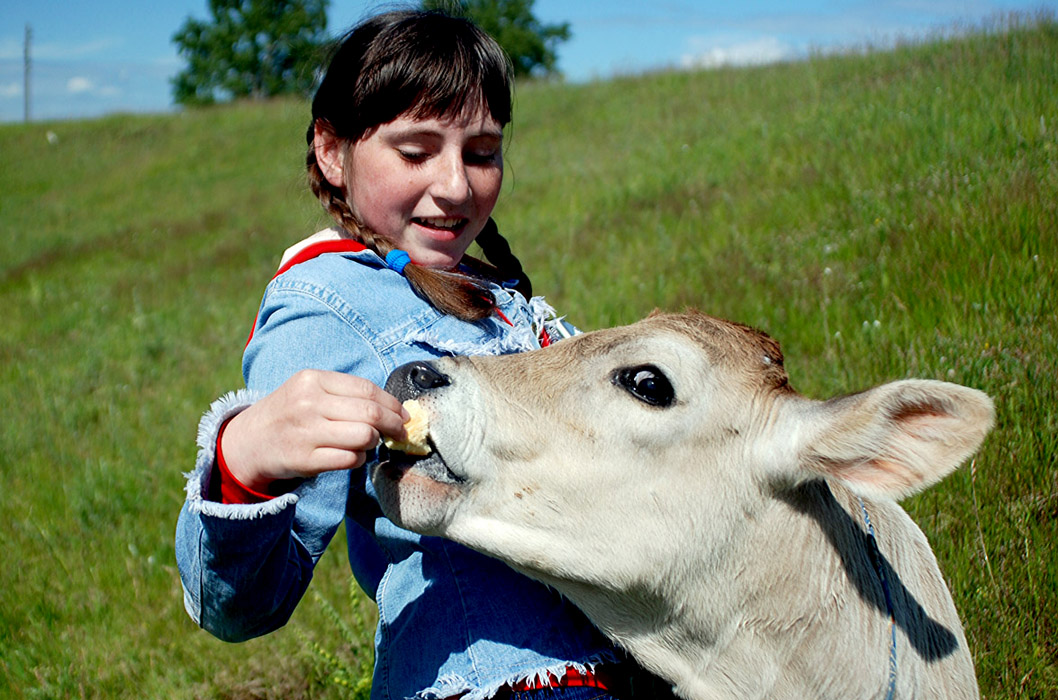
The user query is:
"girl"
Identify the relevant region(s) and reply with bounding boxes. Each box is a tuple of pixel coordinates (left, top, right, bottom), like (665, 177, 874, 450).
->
(176, 9, 671, 700)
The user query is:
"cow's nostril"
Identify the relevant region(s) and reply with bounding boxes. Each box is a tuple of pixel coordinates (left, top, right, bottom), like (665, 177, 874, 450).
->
(409, 362, 450, 391)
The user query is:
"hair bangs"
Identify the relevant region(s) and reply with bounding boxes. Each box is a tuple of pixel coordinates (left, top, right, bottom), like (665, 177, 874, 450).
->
(360, 14, 511, 130)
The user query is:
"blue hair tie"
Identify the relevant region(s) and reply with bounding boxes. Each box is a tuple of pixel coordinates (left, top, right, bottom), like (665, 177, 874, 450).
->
(385, 249, 411, 275)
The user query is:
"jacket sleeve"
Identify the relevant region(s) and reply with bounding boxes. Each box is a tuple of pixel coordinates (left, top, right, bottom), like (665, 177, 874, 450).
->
(176, 388, 358, 641)
(175, 279, 389, 641)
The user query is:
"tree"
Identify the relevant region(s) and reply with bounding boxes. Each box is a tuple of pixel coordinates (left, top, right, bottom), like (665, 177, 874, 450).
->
(172, 0, 328, 106)
(422, 0, 571, 78)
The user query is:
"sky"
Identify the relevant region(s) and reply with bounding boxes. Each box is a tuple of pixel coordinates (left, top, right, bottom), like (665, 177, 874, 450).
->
(1, 0, 1055, 123)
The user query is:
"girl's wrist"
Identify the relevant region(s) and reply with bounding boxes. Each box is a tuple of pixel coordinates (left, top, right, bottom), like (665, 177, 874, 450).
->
(219, 411, 278, 496)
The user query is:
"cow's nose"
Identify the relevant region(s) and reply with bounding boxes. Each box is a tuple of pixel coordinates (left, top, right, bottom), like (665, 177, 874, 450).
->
(386, 361, 451, 399)
(409, 362, 450, 390)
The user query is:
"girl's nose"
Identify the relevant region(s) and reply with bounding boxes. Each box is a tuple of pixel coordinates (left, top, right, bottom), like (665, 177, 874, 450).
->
(431, 152, 471, 204)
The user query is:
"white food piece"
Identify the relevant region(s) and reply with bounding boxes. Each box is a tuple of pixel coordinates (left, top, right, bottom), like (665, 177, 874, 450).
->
(383, 399, 432, 455)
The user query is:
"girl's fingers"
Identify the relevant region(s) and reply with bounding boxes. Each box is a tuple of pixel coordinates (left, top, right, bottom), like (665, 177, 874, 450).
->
(314, 415, 385, 453)
(315, 394, 409, 442)
(314, 371, 408, 417)
(225, 369, 413, 483)
(308, 446, 370, 473)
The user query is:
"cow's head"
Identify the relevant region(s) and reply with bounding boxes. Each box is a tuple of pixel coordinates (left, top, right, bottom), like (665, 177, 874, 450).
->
(372, 312, 994, 600)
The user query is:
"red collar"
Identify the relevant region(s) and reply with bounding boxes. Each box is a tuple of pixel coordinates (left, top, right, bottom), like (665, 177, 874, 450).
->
(272, 239, 367, 280)
(245, 240, 367, 348)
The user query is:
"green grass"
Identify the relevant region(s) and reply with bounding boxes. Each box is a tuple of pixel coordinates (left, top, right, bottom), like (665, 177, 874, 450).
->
(2, 14, 1055, 699)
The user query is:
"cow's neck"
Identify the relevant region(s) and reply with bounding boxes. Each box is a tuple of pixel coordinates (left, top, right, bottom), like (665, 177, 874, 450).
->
(582, 480, 902, 700)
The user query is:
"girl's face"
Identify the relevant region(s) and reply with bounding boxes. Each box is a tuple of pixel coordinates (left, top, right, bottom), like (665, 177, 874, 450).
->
(347, 103, 504, 270)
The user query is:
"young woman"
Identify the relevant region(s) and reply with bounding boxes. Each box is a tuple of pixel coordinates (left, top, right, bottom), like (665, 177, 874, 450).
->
(176, 10, 671, 700)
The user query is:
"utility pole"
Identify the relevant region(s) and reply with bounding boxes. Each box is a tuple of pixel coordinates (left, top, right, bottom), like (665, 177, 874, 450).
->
(24, 24, 32, 122)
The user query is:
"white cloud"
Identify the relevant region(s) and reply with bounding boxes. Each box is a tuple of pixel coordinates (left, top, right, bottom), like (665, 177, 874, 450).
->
(681, 36, 793, 69)
(0, 82, 20, 98)
(64, 75, 121, 98)
(67, 76, 94, 93)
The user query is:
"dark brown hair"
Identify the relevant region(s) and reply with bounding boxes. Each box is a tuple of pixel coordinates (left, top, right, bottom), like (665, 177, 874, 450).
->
(306, 10, 531, 320)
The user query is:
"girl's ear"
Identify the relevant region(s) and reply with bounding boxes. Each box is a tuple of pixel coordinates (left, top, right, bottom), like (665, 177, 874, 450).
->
(313, 120, 346, 189)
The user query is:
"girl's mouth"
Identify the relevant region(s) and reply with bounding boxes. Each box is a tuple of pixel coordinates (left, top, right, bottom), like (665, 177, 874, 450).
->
(412, 216, 469, 234)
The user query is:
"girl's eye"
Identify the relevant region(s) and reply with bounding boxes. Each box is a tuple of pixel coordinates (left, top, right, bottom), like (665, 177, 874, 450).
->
(398, 149, 430, 163)
(465, 150, 499, 165)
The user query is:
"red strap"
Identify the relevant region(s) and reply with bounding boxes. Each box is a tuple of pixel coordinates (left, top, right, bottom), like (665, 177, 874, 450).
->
(273, 239, 367, 279)
(508, 666, 611, 691)
(494, 308, 514, 326)
(246, 239, 367, 348)
(495, 307, 551, 347)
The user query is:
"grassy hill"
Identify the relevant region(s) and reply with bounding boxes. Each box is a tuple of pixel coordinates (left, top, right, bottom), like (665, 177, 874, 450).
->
(1, 14, 1055, 699)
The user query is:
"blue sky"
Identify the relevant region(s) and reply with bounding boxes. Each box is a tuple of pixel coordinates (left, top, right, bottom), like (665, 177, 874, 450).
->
(1, 0, 1054, 123)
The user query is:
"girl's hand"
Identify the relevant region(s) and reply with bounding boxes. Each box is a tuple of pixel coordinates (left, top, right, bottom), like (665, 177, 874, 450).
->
(220, 369, 410, 493)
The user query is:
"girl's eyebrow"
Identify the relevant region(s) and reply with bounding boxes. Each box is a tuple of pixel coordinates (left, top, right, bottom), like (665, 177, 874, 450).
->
(385, 125, 503, 142)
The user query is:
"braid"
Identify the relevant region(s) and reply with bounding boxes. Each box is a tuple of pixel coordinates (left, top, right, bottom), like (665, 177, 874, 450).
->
(305, 140, 363, 238)
(306, 133, 497, 322)
(476, 218, 533, 299)
(403, 264, 496, 321)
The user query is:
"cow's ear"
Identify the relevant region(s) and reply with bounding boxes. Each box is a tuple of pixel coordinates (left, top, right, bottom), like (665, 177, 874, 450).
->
(794, 380, 994, 501)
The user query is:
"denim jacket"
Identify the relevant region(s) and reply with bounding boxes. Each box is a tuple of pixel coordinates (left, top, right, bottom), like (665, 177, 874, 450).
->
(175, 232, 618, 700)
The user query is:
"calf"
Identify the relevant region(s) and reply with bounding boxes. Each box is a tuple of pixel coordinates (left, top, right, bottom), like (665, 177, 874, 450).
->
(373, 312, 992, 700)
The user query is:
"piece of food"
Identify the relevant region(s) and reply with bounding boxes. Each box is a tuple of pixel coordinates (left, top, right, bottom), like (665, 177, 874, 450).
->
(383, 399, 432, 455)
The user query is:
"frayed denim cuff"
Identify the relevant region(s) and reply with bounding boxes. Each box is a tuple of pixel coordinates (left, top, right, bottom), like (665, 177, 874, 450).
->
(182, 389, 300, 520)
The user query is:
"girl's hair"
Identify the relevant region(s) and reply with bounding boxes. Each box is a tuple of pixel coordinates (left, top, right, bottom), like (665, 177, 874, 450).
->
(306, 9, 532, 321)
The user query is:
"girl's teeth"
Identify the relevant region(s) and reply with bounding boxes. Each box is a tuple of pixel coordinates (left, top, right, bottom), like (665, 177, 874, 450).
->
(417, 217, 463, 230)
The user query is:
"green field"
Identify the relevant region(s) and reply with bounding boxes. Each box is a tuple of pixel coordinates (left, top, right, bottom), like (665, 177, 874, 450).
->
(1, 15, 1055, 699)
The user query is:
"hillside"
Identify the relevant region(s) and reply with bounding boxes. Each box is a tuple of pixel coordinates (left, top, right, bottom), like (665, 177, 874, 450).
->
(1, 15, 1055, 699)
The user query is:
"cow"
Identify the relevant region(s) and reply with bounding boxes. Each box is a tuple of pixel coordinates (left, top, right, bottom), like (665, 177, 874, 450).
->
(373, 311, 993, 699)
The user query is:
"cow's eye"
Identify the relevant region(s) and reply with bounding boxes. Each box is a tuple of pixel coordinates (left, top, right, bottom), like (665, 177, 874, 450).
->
(614, 365, 675, 407)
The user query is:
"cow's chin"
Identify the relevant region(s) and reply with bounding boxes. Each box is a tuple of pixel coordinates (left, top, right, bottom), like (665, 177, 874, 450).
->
(371, 448, 464, 534)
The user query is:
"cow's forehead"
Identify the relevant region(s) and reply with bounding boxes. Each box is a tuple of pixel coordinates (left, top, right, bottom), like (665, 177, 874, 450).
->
(583, 312, 792, 393)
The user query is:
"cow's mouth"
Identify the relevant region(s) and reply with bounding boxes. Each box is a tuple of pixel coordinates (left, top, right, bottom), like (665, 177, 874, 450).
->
(376, 441, 464, 485)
